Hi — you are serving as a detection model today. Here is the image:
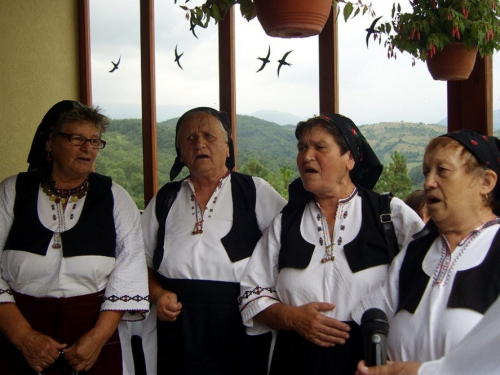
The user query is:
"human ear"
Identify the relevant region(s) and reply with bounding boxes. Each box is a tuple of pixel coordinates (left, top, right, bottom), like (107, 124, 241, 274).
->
(481, 169, 497, 195)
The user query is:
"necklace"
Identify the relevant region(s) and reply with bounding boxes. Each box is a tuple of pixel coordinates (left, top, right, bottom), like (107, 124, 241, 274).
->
(190, 170, 230, 235)
(41, 177, 89, 204)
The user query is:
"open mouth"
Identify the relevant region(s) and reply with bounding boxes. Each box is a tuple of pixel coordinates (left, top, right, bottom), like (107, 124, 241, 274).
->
(195, 155, 209, 160)
(426, 196, 440, 205)
(304, 167, 318, 174)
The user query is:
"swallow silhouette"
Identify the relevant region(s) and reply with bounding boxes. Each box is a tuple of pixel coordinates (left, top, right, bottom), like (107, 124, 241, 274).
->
(256, 46, 271, 72)
(366, 16, 382, 47)
(189, 20, 199, 39)
(109, 56, 121, 73)
(174, 45, 184, 70)
(277, 50, 292, 77)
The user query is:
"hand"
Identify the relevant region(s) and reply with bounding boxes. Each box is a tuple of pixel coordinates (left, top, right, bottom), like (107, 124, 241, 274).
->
(16, 329, 66, 373)
(63, 328, 108, 373)
(286, 302, 350, 347)
(356, 360, 421, 375)
(155, 290, 182, 321)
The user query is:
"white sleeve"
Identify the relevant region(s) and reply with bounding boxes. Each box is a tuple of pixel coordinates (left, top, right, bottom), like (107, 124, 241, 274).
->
(101, 182, 149, 321)
(141, 194, 159, 270)
(0, 175, 16, 303)
(390, 196, 425, 253)
(252, 177, 287, 233)
(418, 295, 500, 375)
(239, 213, 283, 335)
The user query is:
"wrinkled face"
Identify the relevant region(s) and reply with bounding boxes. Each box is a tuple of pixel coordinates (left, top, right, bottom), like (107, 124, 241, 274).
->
(423, 145, 483, 228)
(177, 112, 230, 178)
(296, 125, 355, 199)
(46, 121, 101, 185)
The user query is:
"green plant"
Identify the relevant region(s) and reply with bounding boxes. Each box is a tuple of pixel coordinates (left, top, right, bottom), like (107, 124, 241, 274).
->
(175, 0, 374, 30)
(371, 0, 500, 63)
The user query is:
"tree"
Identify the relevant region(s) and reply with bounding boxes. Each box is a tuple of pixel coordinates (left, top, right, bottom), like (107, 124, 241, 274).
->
(374, 151, 413, 199)
(408, 164, 425, 190)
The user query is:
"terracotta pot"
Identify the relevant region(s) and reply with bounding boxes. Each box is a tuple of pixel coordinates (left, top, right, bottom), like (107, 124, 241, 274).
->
(254, 0, 332, 38)
(426, 42, 478, 81)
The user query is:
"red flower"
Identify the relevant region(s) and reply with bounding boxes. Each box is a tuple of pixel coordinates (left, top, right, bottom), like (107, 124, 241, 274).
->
(350, 128, 358, 136)
(471, 140, 478, 146)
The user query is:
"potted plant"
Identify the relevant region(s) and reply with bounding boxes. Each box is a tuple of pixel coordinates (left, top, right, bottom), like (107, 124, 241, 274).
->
(369, 0, 500, 80)
(175, 0, 374, 38)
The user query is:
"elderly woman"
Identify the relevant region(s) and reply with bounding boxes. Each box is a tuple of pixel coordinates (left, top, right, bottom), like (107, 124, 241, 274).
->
(353, 129, 500, 364)
(141, 107, 287, 374)
(0, 100, 149, 375)
(238, 113, 424, 374)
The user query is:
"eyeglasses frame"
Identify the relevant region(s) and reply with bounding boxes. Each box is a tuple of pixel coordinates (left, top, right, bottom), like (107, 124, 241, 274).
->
(57, 132, 106, 149)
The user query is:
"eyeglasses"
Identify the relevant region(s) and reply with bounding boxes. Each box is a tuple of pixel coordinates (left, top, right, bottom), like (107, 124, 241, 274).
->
(58, 132, 106, 149)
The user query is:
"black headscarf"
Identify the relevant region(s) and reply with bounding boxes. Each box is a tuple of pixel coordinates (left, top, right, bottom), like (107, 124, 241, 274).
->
(169, 107, 235, 181)
(301, 113, 383, 190)
(27, 100, 80, 181)
(440, 129, 500, 200)
(288, 113, 383, 205)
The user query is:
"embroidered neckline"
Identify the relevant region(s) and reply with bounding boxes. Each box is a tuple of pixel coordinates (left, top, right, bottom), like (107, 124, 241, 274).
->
(433, 217, 500, 286)
(315, 187, 358, 263)
(189, 170, 231, 235)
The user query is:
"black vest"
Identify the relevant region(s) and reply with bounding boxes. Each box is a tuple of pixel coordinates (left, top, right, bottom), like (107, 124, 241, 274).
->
(5, 172, 116, 258)
(279, 184, 393, 272)
(153, 172, 262, 270)
(397, 224, 500, 315)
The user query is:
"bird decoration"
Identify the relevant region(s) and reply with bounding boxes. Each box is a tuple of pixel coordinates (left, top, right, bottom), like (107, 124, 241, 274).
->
(256, 46, 271, 73)
(189, 20, 198, 39)
(365, 16, 382, 47)
(277, 50, 292, 77)
(175, 45, 184, 70)
(109, 56, 121, 73)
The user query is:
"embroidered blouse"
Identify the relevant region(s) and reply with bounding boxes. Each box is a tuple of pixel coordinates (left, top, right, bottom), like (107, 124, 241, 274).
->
(239, 190, 424, 333)
(0, 174, 149, 321)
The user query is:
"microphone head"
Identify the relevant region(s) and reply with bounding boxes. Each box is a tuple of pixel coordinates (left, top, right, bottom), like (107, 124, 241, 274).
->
(360, 308, 389, 336)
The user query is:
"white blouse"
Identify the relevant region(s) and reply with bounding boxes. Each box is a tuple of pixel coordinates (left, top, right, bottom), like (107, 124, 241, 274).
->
(353, 223, 500, 362)
(0, 174, 149, 321)
(239, 191, 424, 334)
(141, 174, 287, 282)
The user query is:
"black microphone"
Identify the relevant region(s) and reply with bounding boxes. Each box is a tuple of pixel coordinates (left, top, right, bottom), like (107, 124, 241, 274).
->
(360, 308, 389, 366)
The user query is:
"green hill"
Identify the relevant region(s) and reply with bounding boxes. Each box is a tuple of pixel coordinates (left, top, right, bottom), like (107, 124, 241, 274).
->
(95, 116, 448, 207)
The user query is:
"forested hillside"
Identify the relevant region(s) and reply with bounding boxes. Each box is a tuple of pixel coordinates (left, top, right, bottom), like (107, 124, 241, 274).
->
(95, 116, 449, 208)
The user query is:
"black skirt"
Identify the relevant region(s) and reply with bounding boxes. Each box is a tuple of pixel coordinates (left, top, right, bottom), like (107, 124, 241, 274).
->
(156, 276, 271, 375)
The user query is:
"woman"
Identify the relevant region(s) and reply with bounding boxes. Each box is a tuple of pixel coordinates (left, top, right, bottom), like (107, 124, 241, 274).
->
(141, 107, 287, 374)
(404, 190, 429, 223)
(353, 129, 500, 363)
(0, 100, 149, 374)
(238, 113, 424, 374)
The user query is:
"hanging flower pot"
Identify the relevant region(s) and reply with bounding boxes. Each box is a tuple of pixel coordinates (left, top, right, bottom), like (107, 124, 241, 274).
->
(254, 0, 332, 38)
(426, 42, 478, 81)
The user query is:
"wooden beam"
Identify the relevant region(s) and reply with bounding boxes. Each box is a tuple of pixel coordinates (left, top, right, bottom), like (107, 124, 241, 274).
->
(140, 0, 158, 206)
(218, 8, 238, 168)
(318, 7, 339, 114)
(447, 54, 493, 135)
(77, 0, 92, 105)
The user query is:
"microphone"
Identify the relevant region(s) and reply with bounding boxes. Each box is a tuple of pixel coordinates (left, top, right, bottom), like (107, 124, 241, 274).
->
(360, 308, 389, 366)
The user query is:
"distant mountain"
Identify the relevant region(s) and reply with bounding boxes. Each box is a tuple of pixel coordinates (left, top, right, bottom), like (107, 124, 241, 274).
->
(97, 102, 192, 122)
(249, 110, 304, 126)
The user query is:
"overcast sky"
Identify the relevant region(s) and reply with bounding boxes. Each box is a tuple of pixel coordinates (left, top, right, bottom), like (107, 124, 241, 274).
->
(89, 0, 500, 126)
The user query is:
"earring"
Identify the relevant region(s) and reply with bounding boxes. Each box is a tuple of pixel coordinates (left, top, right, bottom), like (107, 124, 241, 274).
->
(45, 152, 52, 163)
(482, 193, 489, 202)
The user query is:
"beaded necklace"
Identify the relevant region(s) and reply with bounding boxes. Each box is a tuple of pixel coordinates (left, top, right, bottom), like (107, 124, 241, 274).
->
(41, 177, 89, 249)
(190, 170, 231, 235)
(41, 177, 89, 204)
(433, 217, 500, 286)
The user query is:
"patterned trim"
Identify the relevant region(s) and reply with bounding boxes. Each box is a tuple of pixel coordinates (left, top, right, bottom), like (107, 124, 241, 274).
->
(103, 294, 150, 303)
(0, 288, 13, 296)
(238, 286, 278, 310)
